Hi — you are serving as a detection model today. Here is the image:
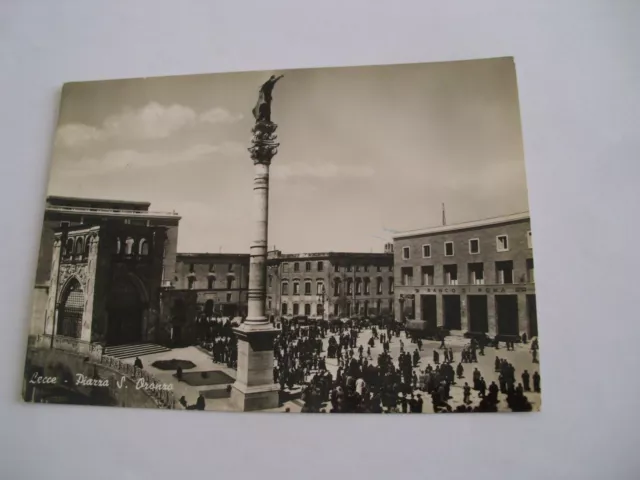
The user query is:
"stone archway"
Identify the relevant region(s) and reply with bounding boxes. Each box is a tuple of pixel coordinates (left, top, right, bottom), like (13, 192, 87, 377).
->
(58, 278, 84, 338)
(106, 275, 145, 345)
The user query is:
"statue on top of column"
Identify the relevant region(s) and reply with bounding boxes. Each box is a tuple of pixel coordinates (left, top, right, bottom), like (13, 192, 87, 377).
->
(252, 74, 284, 124)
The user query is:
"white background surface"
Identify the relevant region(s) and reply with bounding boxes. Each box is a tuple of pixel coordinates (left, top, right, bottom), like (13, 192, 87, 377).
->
(1, 1, 639, 479)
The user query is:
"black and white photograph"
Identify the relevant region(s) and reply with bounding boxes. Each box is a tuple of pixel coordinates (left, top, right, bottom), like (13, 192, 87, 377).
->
(22, 57, 541, 413)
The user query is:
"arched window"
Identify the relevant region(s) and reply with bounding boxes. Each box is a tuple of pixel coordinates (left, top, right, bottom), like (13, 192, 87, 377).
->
(58, 279, 84, 338)
(125, 237, 135, 255)
(139, 239, 149, 256)
(65, 238, 74, 257)
(316, 281, 324, 295)
(281, 282, 289, 295)
(74, 237, 84, 256)
(207, 276, 215, 289)
(355, 278, 362, 295)
(376, 277, 383, 294)
(346, 278, 353, 295)
(84, 237, 90, 256)
(293, 281, 300, 295)
(333, 278, 341, 296)
(364, 278, 370, 295)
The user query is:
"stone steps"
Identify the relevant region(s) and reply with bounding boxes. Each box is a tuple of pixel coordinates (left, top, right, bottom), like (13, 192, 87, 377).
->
(103, 343, 170, 359)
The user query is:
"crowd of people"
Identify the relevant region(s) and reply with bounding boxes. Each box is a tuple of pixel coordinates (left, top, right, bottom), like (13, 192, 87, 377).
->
(193, 313, 540, 414)
(196, 316, 238, 369)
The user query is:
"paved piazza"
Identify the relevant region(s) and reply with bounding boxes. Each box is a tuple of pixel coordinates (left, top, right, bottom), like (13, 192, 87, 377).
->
(125, 328, 540, 413)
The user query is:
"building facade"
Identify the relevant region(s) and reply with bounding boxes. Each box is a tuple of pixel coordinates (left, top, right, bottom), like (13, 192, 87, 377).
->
(393, 212, 537, 338)
(266, 250, 395, 320)
(31, 196, 181, 347)
(170, 253, 250, 318)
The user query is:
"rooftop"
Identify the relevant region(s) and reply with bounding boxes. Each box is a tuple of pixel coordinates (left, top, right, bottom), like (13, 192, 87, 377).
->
(393, 212, 530, 239)
(47, 195, 151, 208)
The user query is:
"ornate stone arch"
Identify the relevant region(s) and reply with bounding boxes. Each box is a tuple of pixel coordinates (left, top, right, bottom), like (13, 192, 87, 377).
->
(57, 277, 84, 338)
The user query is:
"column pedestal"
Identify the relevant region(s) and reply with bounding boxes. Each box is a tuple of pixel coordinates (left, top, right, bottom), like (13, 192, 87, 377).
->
(230, 323, 280, 411)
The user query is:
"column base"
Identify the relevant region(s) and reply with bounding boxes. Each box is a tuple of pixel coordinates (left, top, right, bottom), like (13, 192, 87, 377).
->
(231, 323, 280, 412)
(230, 382, 280, 412)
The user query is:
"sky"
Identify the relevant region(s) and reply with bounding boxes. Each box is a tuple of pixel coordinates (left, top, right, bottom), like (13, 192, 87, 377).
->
(47, 57, 530, 254)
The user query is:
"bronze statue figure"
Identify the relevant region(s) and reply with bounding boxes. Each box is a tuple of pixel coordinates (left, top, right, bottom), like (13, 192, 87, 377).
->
(252, 74, 284, 123)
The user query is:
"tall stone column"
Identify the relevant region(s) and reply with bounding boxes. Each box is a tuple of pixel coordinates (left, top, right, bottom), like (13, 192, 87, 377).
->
(230, 82, 283, 411)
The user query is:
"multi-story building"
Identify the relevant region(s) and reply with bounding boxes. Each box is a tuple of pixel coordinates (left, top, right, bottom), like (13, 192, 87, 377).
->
(266, 249, 395, 320)
(169, 253, 250, 318)
(393, 212, 537, 339)
(31, 195, 181, 348)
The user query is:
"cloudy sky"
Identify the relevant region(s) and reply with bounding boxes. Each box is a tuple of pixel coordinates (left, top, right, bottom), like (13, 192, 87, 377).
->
(48, 57, 530, 253)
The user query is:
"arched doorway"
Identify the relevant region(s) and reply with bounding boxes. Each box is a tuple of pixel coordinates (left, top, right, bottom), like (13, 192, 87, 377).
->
(58, 279, 84, 338)
(107, 276, 144, 345)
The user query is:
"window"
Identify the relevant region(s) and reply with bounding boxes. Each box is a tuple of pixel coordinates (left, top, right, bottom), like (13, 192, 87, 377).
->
(401, 267, 413, 286)
(444, 264, 458, 285)
(363, 301, 369, 316)
(347, 265, 352, 272)
(305, 262, 311, 272)
(317, 261, 324, 271)
(189, 263, 195, 273)
(376, 300, 381, 314)
(333, 279, 341, 296)
(333, 263, 339, 272)
(469, 238, 480, 255)
(304, 281, 312, 295)
(468, 263, 484, 285)
(304, 304, 311, 316)
(402, 246, 410, 260)
(124, 237, 135, 255)
(376, 277, 383, 294)
(355, 265, 361, 272)
(527, 231, 533, 249)
(364, 278, 370, 295)
(226, 293, 232, 303)
(316, 281, 324, 295)
(317, 303, 324, 316)
(422, 244, 431, 258)
(364, 265, 369, 273)
(283, 262, 289, 273)
(376, 266, 382, 272)
(209, 263, 215, 272)
(139, 239, 149, 256)
(227, 277, 235, 289)
(496, 261, 514, 284)
(388, 278, 394, 294)
(333, 303, 339, 316)
(293, 281, 300, 295)
(444, 241, 454, 257)
(497, 235, 509, 252)
(282, 303, 288, 315)
(281, 282, 289, 295)
(346, 279, 353, 295)
(355, 279, 362, 295)
(527, 258, 535, 283)
(293, 303, 299, 315)
(228, 263, 234, 272)
(421, 266, 434, 286)
(60, 221, 70, 228)
(208, 277, 215, 289)
(115, 237, 121, 255)
(75, 237, 84, 255)
(268, 275, 272, 288)
(188, 277, 195, 290)
(293, 262, 300, 272)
